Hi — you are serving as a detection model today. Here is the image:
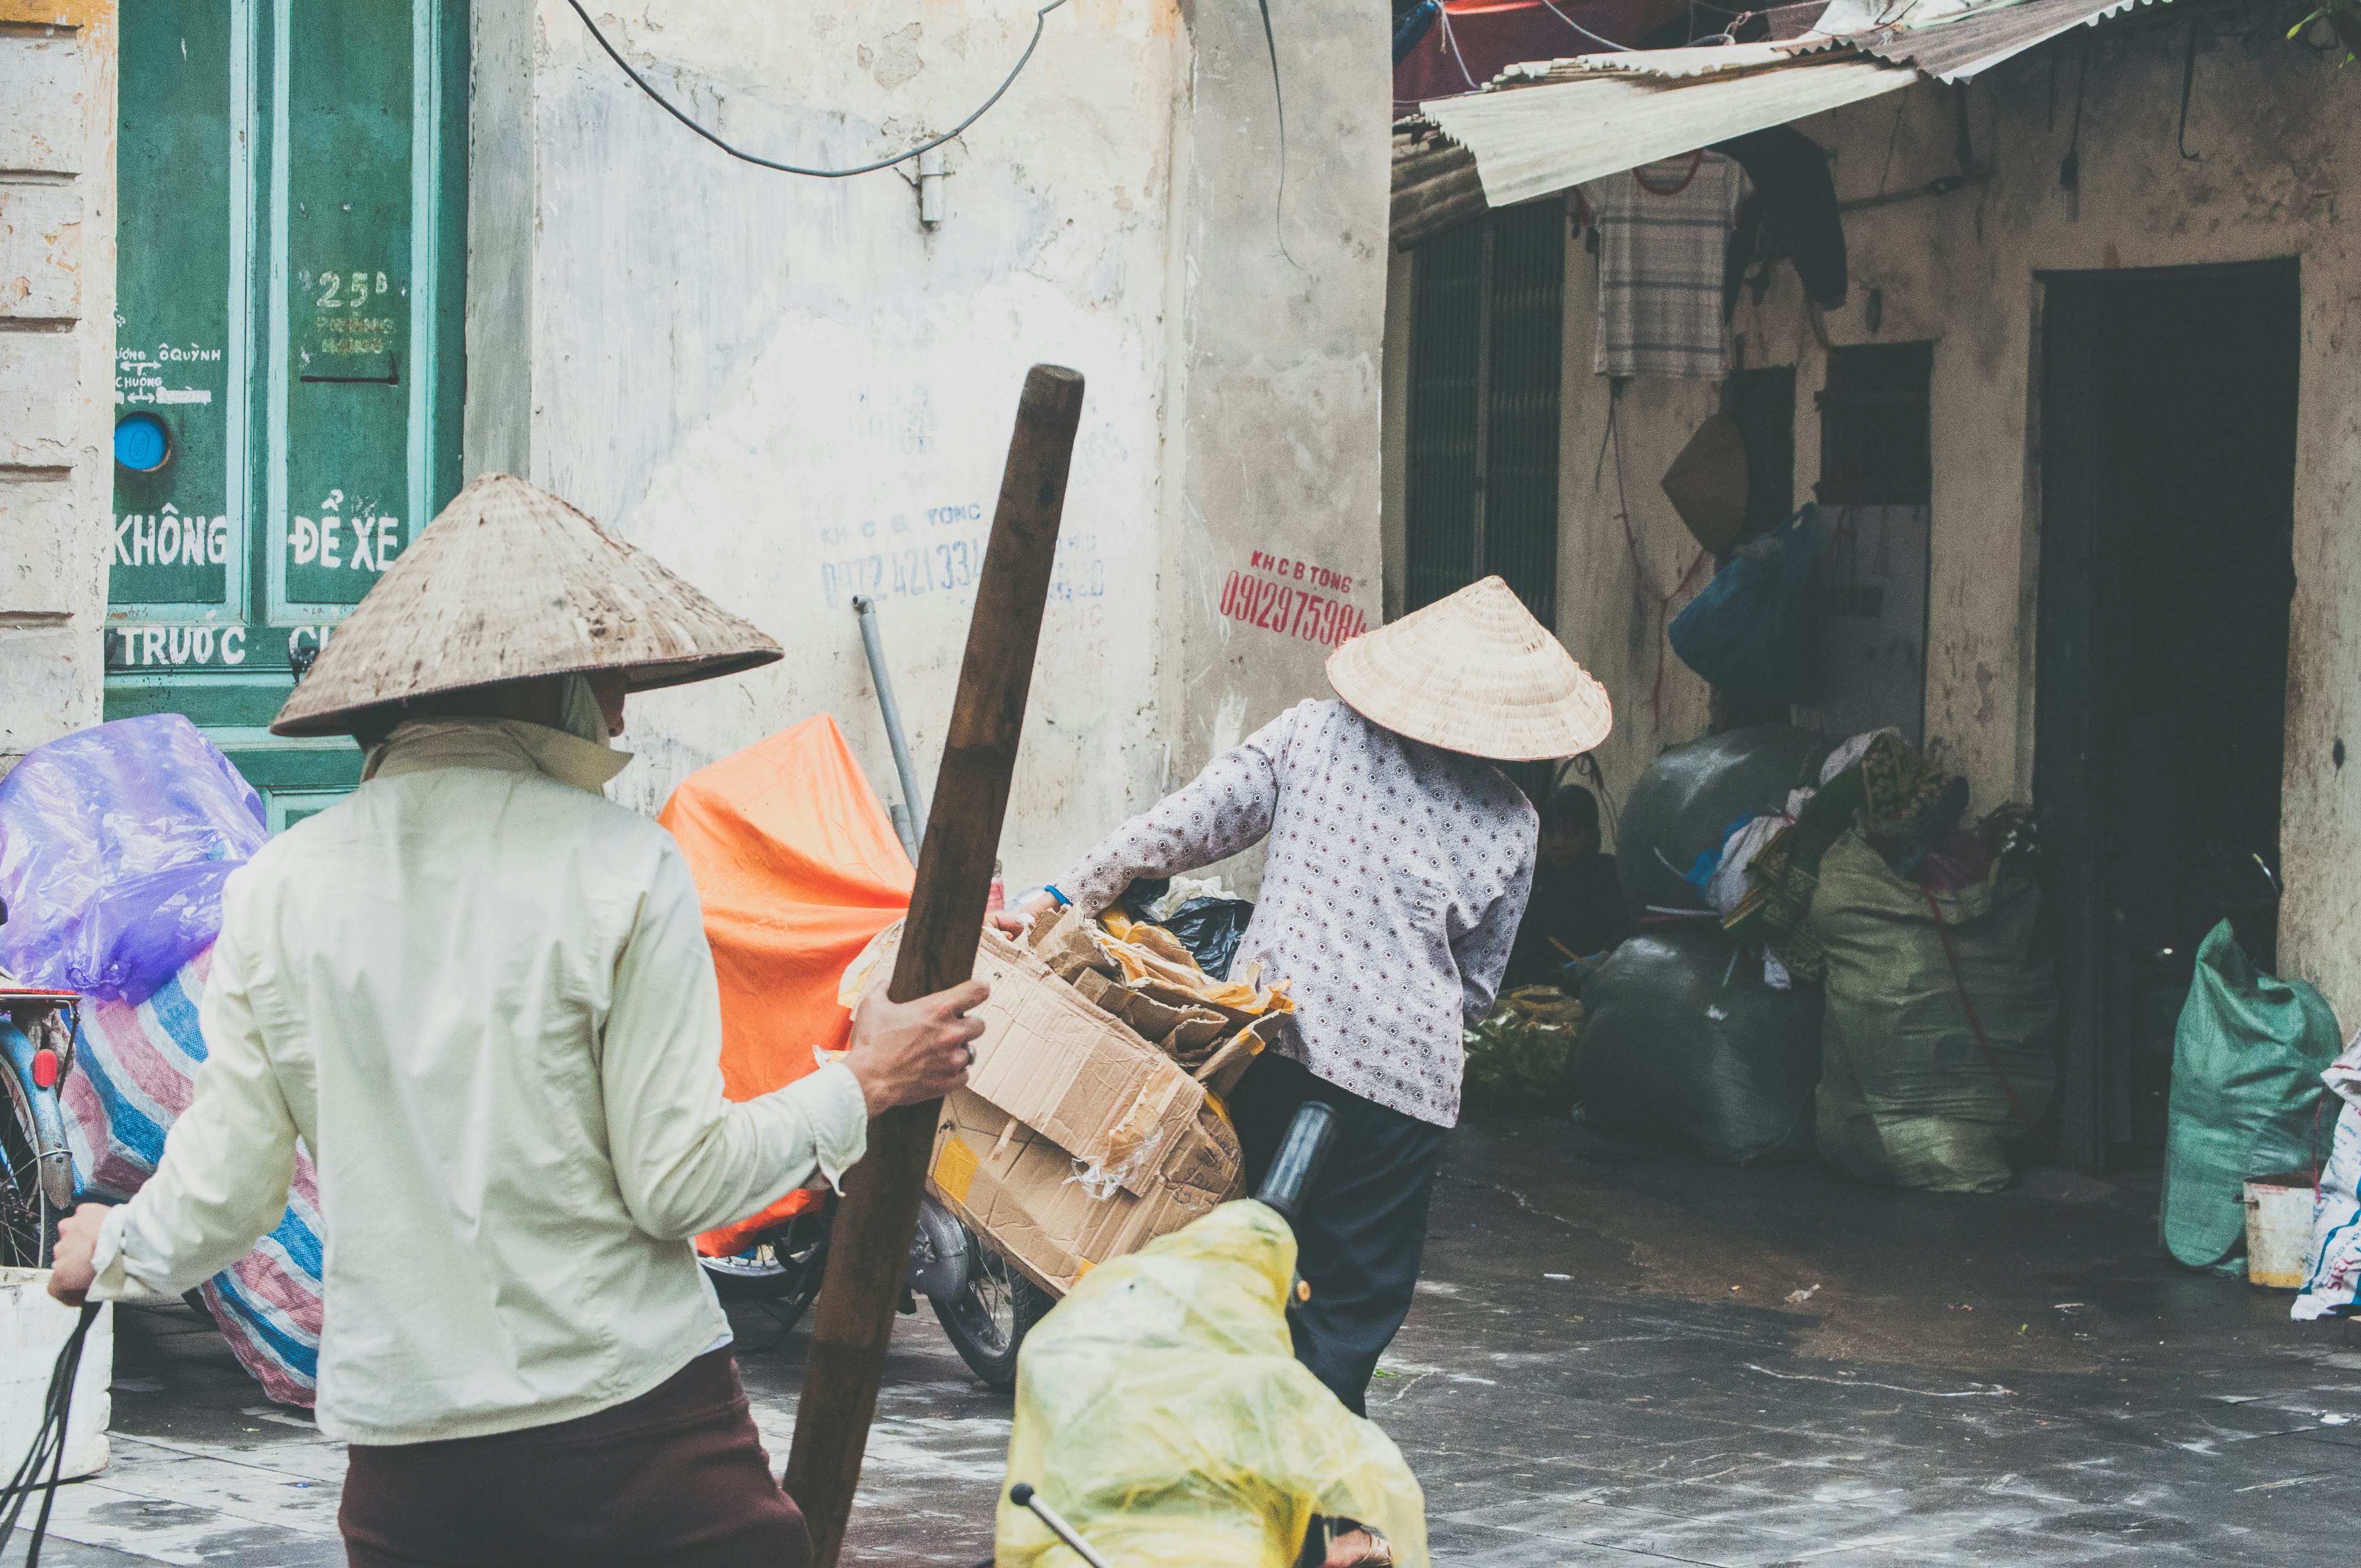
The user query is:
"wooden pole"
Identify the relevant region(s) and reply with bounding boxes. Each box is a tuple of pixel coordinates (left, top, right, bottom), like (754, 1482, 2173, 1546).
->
(784, 364, 1086, 1566)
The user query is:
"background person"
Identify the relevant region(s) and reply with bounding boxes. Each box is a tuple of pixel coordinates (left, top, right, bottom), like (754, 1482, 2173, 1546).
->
(1504, 781, 1635, 988)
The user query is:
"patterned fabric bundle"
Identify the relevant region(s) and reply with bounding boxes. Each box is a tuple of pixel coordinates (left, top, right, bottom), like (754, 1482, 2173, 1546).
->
(63, 951, 324, 1406)
(1723, 733, 1957, 982)
(2293, 1038, 2361, 1320)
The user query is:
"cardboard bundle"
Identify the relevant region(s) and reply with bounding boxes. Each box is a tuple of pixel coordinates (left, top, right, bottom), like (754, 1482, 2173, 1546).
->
(840, 918, 1266, 1294)
(1024, 904, 1288, 1089)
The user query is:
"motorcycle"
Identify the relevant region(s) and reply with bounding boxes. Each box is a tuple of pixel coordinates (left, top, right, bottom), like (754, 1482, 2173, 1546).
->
(700, 1192, 1051, 1390)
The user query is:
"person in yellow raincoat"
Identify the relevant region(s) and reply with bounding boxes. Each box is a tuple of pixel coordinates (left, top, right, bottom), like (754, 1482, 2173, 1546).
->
(1000, 1201, 1428, 1568)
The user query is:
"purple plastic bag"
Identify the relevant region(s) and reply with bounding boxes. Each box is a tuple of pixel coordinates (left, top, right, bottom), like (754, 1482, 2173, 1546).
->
(0, 714, 266, 1004)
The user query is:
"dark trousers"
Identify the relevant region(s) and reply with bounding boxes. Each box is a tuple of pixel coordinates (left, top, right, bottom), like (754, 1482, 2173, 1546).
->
(340, 1351, 807, 1567)
(1232, 1052, 1448, 1417)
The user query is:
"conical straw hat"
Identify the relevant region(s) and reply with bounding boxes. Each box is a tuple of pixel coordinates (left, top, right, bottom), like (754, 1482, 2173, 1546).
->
(1325, 578, 1611, 761)
(271, 473, 782, 737)
(1661, 414, 1750, 557)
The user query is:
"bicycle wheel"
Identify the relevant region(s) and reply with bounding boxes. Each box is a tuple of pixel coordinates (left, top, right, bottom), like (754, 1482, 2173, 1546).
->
(930, 1231, 1052, 1391)
(0, 1065, 54, 1268)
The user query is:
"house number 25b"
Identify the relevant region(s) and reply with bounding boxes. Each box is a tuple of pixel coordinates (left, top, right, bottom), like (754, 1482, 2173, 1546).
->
(314, 270, 391, 308)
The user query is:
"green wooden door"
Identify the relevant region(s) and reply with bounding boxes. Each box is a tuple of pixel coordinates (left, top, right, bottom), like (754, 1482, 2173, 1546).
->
(107, 0, 466, 829)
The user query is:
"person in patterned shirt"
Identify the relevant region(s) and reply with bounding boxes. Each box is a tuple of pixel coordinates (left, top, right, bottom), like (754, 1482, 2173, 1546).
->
(1002, 578, 1611, 1566)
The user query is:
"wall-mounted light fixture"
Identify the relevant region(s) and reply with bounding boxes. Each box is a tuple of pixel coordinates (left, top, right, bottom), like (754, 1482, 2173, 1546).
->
(910, 148, 949, 230)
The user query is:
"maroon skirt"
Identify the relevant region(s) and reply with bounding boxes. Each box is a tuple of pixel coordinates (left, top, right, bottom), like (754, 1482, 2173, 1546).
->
(339, 1351, 807, 1567)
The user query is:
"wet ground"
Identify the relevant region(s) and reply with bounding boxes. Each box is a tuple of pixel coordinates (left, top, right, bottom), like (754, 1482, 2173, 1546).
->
(11, 1113, 2353, 1565)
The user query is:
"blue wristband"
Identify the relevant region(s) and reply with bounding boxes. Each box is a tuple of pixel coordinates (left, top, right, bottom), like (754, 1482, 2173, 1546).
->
(1045, 884, 1071, 908)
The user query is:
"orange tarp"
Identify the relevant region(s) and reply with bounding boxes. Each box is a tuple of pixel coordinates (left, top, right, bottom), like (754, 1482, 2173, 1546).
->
(657, 715, 912, 1257)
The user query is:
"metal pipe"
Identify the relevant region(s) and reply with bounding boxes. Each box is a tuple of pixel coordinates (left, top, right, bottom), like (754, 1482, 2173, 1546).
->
(1008, 1484, 1113, 1568)
(1838, 168, 1990, 215)
(852, 595, 926, 859)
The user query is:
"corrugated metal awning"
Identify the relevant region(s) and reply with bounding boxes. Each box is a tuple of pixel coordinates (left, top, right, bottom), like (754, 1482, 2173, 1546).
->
(1859, 0, 2173, 82)
(1417, 53, 1912, 214)
(1392, 0, 2177, 247)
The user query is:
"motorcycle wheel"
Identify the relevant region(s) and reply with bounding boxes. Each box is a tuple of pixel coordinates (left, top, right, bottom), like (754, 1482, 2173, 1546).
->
(699, 1206, 830, 1303)
(930, 1231, 1052, 1391)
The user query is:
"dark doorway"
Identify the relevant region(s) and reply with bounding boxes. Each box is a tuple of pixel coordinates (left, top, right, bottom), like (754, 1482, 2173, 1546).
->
(2035, 262, 2299, 1170)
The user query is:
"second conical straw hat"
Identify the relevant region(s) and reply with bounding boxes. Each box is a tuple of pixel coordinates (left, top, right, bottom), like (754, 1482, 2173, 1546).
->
(1325, 578, 1611, 761)
(1660, 413, 1750, 557)
(271, 473, 782, 737)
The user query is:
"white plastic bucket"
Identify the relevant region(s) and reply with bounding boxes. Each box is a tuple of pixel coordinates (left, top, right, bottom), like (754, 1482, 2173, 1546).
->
(0, 1269, 111, 1479)
(2243, 1172, 2318, 1290)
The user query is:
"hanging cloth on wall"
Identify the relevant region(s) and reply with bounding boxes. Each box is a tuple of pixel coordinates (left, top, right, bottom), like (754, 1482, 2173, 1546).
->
(1712, 126, 1848, 313)
(1579, 152, 1752, 379)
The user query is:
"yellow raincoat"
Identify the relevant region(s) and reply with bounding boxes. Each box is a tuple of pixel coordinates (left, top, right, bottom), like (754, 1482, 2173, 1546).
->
(998, 1201, 1428, 1566)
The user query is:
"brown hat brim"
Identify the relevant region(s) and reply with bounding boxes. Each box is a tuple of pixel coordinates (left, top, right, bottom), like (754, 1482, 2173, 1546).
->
(270, 475, 784, 738)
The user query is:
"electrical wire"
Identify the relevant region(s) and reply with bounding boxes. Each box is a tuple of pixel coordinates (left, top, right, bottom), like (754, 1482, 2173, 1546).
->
(1438, 8, 1482, 88)
(1570, 750, 1620, 842)
(1255, 0, 1303, 269)
(1875, 94, 1907, 197)
(0, 1300, 102, 1564)
(1538, 0, 1638, 52)
(1594, 384, 1709, 734)
(562, 0, 1069, 178)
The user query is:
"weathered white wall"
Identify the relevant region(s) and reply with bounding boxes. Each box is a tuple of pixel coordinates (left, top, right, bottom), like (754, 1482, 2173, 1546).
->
(1746, 32, 2360, 1016)
(1384, 26, 2361, 1010)
(1548, 356, 1721, 837)
(0, 3, 115, 767)
(1162, 0, 1389, 822)
(479, 0, 1388, 892)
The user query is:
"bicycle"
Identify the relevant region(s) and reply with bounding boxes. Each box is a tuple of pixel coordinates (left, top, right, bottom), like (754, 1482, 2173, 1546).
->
(0, 944, 80, 1267)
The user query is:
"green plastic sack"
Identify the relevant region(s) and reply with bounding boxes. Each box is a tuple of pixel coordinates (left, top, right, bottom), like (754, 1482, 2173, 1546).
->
(998, 1201, 1428, 1567)
(2159, 920, 2339, 1274)
(1463, 986, 1584, 1115)
(1616, 726, 1829, 918)
(1813, 828, 2058, 1193)
(1572, 928, 1823, 1164)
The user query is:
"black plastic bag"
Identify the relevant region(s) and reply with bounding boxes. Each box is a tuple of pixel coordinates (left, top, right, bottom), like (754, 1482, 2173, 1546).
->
(1117, 879, 1254, 981)
(1614, 725, 1829, 919)
(1156, 897, 1254, 981)
(1573, 927, 1823, 1165)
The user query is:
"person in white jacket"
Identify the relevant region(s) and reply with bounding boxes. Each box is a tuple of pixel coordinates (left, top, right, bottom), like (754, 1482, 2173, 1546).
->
(50, 475, 982, 1568)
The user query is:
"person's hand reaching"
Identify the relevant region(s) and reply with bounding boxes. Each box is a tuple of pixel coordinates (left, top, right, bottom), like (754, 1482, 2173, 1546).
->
(47, 1202, 110, 1306)
(986, 892, 1058, 941)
